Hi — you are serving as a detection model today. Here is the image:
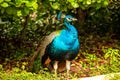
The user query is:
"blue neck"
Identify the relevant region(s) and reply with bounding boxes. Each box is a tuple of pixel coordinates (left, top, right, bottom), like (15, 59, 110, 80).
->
(59, 20, 78, 44)
(53, 19, 79, 50)
(64, 20, 77, 33)
(64, 20, 71, 30)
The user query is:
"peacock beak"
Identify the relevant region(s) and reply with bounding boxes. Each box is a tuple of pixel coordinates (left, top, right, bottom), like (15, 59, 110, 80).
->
(72, 18, 77, 21)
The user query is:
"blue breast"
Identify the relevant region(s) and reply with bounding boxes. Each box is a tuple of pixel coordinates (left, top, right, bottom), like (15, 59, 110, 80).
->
(46, 24, 80, 61)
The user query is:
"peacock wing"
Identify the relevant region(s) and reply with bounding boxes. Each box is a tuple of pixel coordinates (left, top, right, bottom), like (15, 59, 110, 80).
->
(40, 31, 59, 58)
(40, 31, 60, 67)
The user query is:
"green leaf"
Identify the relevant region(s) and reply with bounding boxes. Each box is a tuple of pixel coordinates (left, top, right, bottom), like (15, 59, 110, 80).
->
(78, 0, 83, 2)
(17, 10, 22, 16)
(95, 3, 101, 10)
(15, 0, 21, 3)
(50, 2, 60, 10)
(0, 0, 3, 3)
(103, 0, 109, 6)
(91, 0, 96, 3)
(25, 1, 38, 10)
(49, 0, 55, 1)
(86, 0, 91, 5)
(12, 8, 17, 15)
(22, 7, 30, 16)
(6, 7, 16, 15)
(5, 0, 11, 2)
(1, 2, 9, 7)
(71, 2, 79, 8)
(25, 1, 33, 7)
(104, 53, 109, 59)
(67, 0, 75, 2)
(1, 8, 5, 14)
(82, 1, 86, 5)
(6, 7, 13, 15)
(79, 4, 86, 10)
(15, 0, 22, 7)
(97, 0, 101, 3)
(32, 2, 38, 10)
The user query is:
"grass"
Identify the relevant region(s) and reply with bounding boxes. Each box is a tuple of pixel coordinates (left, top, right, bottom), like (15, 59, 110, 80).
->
(0, 66, 120, 80)
(0, 67, 56, 80)
(109, 74, 120, 80)
(0, 47, 120, 80)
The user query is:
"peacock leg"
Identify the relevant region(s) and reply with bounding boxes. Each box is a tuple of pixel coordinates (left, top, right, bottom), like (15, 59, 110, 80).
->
(53, 61, 58, 76)
(66, 60, 71, 75)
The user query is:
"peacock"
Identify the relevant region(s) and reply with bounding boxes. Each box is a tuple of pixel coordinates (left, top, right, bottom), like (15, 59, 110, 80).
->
(40, 12, 80, 75)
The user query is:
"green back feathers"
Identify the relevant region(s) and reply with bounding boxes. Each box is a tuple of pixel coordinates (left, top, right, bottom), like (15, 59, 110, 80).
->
(39, 30, 61, 59)
(55, 30, 61, 36)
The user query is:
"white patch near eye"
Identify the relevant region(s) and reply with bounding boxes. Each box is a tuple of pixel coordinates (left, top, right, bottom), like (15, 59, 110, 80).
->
(66, 18, 72, 21)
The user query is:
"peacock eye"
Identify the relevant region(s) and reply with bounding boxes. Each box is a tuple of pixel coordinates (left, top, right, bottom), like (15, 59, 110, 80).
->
(67, 18, 72, 21)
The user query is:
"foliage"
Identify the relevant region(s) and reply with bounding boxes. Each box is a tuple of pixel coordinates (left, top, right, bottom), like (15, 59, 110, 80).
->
(0, 0, 110, 22)
(49, 0, 109, 10)
(0, 64, 3, 72)
(103, 47, 120, 64)
(0, 66, 78, 80)
(83, 0, 120, 36)
(81, 52, 98, 67)
(0, 0, 38, 18)
(78, 47, 120, 77)
(0, 64, 120, 79)
(32, 54, 41, 73)
(0, 68, 52, 80)
(0, 0, 39, 59)
(109, 74, 120, 80)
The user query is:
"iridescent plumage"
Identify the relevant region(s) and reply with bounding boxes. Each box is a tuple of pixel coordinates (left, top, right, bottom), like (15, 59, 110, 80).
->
(40, 12, 80, 75)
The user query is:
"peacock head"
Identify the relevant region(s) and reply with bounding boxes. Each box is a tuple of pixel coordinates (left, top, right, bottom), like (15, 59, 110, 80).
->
(57, 11, 77, 23)
(64, 15, 77, 23)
